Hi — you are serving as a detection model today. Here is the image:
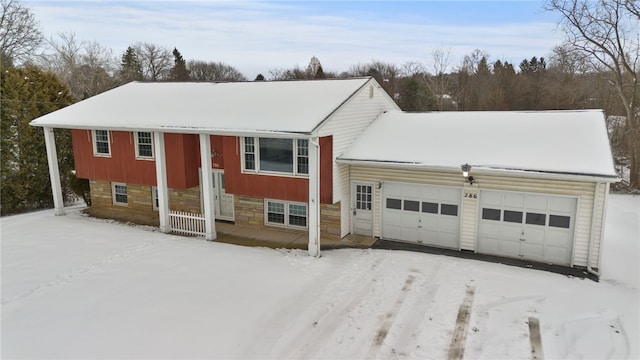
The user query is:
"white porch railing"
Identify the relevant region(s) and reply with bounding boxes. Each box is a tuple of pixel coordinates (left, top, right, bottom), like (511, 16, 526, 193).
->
(169, 210, 206, 237)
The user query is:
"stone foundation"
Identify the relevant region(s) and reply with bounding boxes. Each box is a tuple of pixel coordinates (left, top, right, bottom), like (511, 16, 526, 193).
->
(88, 180, 201, 225)
(233, 195, 342, 241)
(87, 180, 343, 241)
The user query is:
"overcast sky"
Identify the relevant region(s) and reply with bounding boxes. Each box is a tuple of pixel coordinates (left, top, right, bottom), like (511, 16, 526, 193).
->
(25, 1, 566, 78)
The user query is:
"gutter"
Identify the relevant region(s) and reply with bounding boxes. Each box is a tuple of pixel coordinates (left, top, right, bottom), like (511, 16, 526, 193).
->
(336, 158, 619, 183)
(29, 122, 313, 139)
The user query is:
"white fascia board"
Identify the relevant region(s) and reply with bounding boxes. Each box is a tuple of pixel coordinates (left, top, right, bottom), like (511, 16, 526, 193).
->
(336, 158, 620, 183)
(30, 122, 313, 139)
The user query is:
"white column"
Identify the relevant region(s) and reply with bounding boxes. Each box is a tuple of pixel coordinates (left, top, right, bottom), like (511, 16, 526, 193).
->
(199, 133, 217, 240)
(154, 132, 170, 233)
(308, 137, 321, 257)
(43, 127, 65, 216)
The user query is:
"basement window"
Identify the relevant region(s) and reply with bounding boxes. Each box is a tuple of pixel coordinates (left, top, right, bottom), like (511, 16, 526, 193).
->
(265, 200, 307, 228)
(112, 182, 128, 206)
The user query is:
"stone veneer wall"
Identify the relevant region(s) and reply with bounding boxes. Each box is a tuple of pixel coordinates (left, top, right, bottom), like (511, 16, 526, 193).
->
(234, 195, 342, 241)
(88, 180, 201, 225)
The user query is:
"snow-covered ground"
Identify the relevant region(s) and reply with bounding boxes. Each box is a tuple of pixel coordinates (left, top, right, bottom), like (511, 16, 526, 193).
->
(2, 195, 638, 359)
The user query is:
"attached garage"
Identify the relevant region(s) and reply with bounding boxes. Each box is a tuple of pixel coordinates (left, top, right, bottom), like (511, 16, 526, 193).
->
(382, 183, 461, 249)
(477, 190, 577, 265)
(338, 109, 618, 276)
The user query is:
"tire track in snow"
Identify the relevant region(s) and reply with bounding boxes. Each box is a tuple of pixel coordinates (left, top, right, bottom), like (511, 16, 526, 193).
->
(364, 273, 418, 359)
(241, 250, 386, 358)
(447, 284, 476, 360)
(259, 251, 387, 359)
(1, 239, 161, 305)
(375, 261, 443, 358)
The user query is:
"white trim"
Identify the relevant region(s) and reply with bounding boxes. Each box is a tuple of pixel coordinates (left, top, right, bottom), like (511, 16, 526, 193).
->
(264, 199, 308, 229)
(199, 133, 217, 240)
(241, 137, 310, 177)
(92, 129, 111, 157)
(111, 182, 128, 206)
(151, 186, 159, 211)
(43, 127, 65, 215)
(154, 131, 170, 233)
(134, 131, 154, 160)
(350, 181, 375, 236)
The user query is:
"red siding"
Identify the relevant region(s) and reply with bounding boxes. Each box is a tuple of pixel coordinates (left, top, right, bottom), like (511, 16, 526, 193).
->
(72, 130, 332, 201)
(72, 130, 200, 189)
(223, 136, 333, 204)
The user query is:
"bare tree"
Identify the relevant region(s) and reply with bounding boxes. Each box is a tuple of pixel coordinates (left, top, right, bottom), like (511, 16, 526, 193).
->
(0, 0, 42, 65)
(39, 32, 117, 99)
(428, 46, 454, 110)
(133, 42, 172, 81)
(547, 0, 640, 187)
(188, 60, 246, 81)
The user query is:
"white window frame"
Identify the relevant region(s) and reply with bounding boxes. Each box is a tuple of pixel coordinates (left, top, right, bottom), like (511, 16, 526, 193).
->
(151, 186, 159, 211)
(264, 199, 308, 229)
(241, 137, 309, 177)
(134, 131, 154, 160)
(112, 182, 128, 206)
(92, 130, 111, 157)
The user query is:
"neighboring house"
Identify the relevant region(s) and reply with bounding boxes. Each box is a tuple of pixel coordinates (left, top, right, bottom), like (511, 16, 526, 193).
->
(31, 78, 617, 276)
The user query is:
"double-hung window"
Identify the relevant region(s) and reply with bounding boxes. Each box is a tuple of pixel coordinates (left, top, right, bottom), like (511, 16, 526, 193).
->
(112, 182, 128, 205)
(242, 137, 309, 176)
(135, 132, 154, 159)
(265, 200, 307, 228)
(93, 130, 111, 156)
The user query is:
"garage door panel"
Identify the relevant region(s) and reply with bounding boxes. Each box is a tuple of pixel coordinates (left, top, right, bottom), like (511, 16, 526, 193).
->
(503, 193, 525, 208)
(521, 243, 544, 261)
(382, 183, 461, 249)
(499, 240, 522, 258)
(546, 229, 572, 247)
(524, 227, 545, 245)
(500, 224, 523, 239)
(526, 195, 548, 211)
(478, 190, 576, 266)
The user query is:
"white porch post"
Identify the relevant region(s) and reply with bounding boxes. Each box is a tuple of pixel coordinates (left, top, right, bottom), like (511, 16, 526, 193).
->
(154, 131, 170, 233)
(43, 127, 65, 216)
(199, 133, 217, 240)
(308, 137, 321, 257)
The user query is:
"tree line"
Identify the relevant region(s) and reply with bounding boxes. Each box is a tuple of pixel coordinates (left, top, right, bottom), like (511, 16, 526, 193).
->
(1, 0, 638, 215)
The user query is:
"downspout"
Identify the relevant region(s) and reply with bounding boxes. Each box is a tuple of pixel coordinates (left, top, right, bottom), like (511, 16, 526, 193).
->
(587, 182, 602, 277)
(308, 136, 321, 257)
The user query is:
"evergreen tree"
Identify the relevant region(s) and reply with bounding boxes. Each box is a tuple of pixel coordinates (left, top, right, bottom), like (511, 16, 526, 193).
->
(170, 47, 190, 81)
(1, 65, 76, 215)
(314, 65, 326, 79)
(254, 73, 265, 81)
(119, 46, 143, 83)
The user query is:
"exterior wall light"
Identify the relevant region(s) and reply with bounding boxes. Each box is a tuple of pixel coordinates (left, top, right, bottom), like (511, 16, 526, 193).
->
(461, 163, 475, 185)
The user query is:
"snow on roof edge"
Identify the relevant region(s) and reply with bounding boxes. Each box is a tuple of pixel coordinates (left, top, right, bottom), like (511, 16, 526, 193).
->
(336, 158, 620, 182)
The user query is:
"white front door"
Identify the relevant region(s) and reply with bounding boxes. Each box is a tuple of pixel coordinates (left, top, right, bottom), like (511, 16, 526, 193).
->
(352, 182, 373, 236)
(212, 170, 234, 221)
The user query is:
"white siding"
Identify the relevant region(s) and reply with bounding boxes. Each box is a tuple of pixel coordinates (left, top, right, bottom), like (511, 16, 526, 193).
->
(349, 165, 606, 268)
(461, 184, 478, 250)
(318, 80, 399, 237)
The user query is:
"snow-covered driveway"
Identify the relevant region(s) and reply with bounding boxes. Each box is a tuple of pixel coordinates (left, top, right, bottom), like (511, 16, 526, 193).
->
(2, 195, 638, 359)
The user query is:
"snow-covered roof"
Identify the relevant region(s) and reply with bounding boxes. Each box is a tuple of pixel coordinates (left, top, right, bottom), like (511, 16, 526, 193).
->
(338, 110, 617, 179)
(30, 78, 372, 135)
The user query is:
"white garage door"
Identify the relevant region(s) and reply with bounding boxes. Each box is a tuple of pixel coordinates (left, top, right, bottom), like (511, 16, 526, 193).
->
(382, 183, 461, 249)
(478, 191, 577, 265)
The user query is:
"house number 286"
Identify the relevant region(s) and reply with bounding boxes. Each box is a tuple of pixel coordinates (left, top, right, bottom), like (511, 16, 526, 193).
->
(464, 192, 478, 199)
